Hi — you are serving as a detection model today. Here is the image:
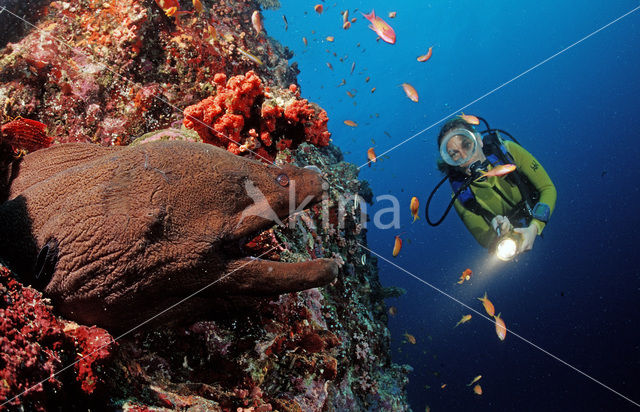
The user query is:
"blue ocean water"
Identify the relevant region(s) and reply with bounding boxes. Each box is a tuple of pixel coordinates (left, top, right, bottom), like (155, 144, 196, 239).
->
(266, 1, 640, 411)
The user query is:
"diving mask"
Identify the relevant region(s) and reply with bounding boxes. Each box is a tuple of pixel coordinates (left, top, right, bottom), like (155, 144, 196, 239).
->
(439, 128, 481, 166)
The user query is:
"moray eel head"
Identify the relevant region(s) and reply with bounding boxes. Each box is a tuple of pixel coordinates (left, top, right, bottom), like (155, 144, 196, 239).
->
(1, 141, 339, 331)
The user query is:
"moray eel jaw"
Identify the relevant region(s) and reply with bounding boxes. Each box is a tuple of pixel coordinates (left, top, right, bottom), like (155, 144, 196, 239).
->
(1, 140, 338, 331)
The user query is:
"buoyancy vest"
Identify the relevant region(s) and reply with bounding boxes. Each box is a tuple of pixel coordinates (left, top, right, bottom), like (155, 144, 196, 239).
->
(448, 132, 539, 227)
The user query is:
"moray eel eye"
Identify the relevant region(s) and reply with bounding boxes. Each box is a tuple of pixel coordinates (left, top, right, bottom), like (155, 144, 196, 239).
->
(276, 173, 289, 187)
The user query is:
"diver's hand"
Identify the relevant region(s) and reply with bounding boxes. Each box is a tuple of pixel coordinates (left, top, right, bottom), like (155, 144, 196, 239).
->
(514, 224, 538, 252)
(491, 215, 512, 235)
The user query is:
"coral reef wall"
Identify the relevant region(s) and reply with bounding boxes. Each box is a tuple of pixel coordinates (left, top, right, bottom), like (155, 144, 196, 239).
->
(0, 1, 411, 410)
(0, 0, 297, 146)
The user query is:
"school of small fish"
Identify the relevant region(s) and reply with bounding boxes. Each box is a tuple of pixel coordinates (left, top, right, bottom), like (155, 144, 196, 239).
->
(467, 375, 482, 386)
(457, 268, 472, 284)
(403, 332, 416, 344)
(392, 235, 402, 257)
(458, 113, 480, 125)
(494, 313, 507, 341)
(361, 9, 396, 44)
(478, 292, 495, 317)
(417, 47, 433, 62)
(288, 5, 515, 400)
(401, 83, 419, 102)
(410, 197, 420, 222)
(251, 10, 263, 36)
(367, 147, 377, 165)
(474, 163, 517, 182)
(454, 314, 472, 328)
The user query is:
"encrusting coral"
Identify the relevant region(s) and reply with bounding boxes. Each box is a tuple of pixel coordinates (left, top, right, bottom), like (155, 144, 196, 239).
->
(183, 70, 331, 163)
(0, 264, 114, 410)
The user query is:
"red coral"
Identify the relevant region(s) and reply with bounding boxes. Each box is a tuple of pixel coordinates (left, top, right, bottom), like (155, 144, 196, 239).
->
(183, 71, 331, 162)
(0, 118, 53, 153)
(0, 266, 67, 410)
(288, 84, 300, 97)
(260, 102, 283, 135)
(284, 101, 331, 147)
(0, 265, 116, 409)
(183, 71, 262, 148)
(65, 324, 115, 394)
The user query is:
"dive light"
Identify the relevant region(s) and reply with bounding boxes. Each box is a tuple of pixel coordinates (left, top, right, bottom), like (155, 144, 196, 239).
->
(494, 229, 522, 262)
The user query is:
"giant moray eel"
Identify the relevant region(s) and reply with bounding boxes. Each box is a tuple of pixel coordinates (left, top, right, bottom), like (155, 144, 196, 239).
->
(0, 140, 338, 331)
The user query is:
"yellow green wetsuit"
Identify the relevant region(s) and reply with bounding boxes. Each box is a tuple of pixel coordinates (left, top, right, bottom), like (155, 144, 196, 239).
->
(453, 140, 557, 248)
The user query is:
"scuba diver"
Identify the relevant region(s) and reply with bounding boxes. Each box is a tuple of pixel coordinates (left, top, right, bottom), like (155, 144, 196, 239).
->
(426, 116, 557, 261)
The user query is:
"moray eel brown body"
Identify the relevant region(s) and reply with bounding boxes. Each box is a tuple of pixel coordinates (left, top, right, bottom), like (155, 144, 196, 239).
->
(0, 140, 338, 331)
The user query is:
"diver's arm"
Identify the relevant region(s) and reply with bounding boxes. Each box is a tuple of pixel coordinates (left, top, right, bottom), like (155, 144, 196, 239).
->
(505, 141, 557, 234)
(453, 199, 495, 248)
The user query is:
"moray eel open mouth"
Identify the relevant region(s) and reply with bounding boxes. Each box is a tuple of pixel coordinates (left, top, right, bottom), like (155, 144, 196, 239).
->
(1, 140, 338, 331)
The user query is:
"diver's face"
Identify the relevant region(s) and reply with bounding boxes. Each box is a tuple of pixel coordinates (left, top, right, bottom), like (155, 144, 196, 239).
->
(445, 135, 473, 164)
(445, 134, 485, 171)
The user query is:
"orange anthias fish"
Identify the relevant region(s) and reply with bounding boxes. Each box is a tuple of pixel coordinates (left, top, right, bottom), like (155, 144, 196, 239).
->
(401, 83, 418, 102)
(495, 313, 507, 341)
(251, 10, 263, 36)
(388, 306, 397, 316)
(457, 268, 472, 284)
(367, 147, 377, 166)
(473, 384, 483, 395)
(403, 332, 416, 344)
(155, 0, 178, 8)
(192, 0, 203, 13)
(454, 314, 472, 328)
(458, 113, 480, 125)
(314, 4, 323, 14)
(474, 164, 517, 182)
(361, 10, 396, 44)
(410, 196, 419, 222)
(344, 120, 357, 127)
(478, 292, 495, 317)
(156, 0, 187, 15)
(417, 47, 433, 62)
(164, 6, 193, 17)
(392, 235, 402, 257)
(467, 375, 482, 386)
